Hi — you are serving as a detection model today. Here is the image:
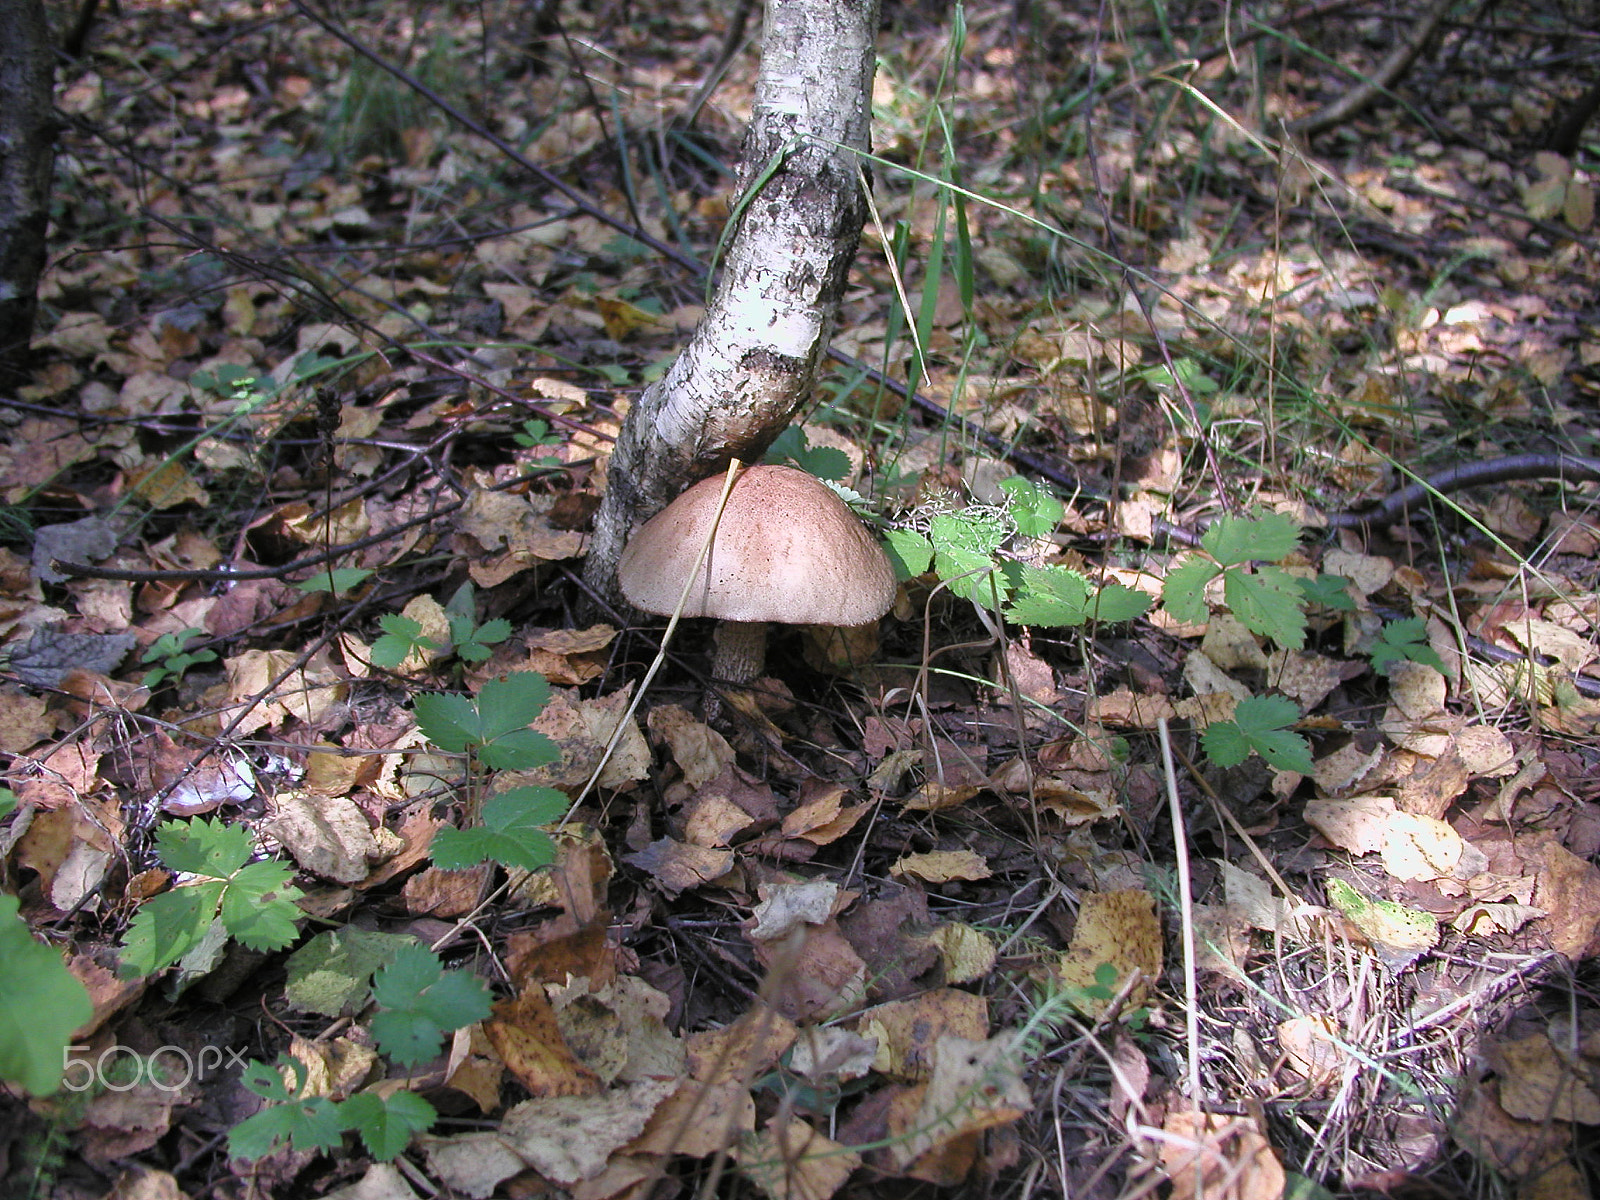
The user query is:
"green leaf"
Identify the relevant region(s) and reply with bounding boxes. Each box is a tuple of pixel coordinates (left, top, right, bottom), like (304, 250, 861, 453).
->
(370, 943, 492, 1067)
(1161, 556, 1221, 625)
(763, 428, 851, 481)
(934, 541, 1004, 605)
(882, 529, 933, 580)
(431, 786, 566, 872)
(229, 1058, 347, 1159)
(219, 861, 304, 951)
(1199, 720, 1251, 768)
(1093, 582, 1154, 624)
(284, 928, 412, 1017)
(339, 1091, 437, 1161)
(296, 568, 373, 595)
(1223, 565, 1308, 650)
(370, 614, 428, 669)
(0, 787, 15, 820)
(930, 509, 1008, 559)
(1005, 566, 1094, 627)
(1202, 695, 1314, 775)
(1298, 573, 1357, 612)
(476, 672, 551, 742)
(999, 476, 1064, 537)
(1201, 511, 1301, 567)
(1371, 617, 1445, 676)
(0, 894, 94, 1095)
(156, 817, 254, 876)
(120, 884, 225, 977)
(477, 728, 560, 772)
(413, 692, 482, 752)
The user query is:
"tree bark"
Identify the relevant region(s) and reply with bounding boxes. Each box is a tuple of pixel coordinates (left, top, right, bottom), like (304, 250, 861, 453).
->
(0, 0, 56, 387)
(584, 0, 880, 601)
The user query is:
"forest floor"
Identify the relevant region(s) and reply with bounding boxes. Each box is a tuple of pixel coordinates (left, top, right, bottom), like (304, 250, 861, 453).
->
(4, 1, 1600, 1199)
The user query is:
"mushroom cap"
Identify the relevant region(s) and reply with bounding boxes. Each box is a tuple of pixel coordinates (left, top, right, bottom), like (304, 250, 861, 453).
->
(617, 464, 897, 625)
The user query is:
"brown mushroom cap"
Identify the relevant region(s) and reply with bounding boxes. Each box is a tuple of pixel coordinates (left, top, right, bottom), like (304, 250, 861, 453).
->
(616, 464, 896, 625)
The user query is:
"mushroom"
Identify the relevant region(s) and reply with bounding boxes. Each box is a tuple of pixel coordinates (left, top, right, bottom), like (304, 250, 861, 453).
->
(616, 463, 896, 701)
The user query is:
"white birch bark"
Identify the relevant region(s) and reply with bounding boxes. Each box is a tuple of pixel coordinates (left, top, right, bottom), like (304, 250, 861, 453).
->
(585, 0, 880, 599)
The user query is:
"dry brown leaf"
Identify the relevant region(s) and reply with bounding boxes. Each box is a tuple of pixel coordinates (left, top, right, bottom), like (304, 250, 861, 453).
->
(926, 922, 997, 985)
(685, 1008, 799, 1088)
(1382, 811, 1466, 882)
(624, 837, 733, 897)
(627, 1078, 754, 1158)
(267, 790, 385, 883)
(548, 975, 684, 1087)
(1531, 839, 1600, 959)
(507, 685, 650, 791)
(14, 797, 119, 911)
(483, 984, 603, 1099)
(748, 880, 842, 940)
(887, 1033, 1031, 1173)
(223, 648, 346, 735)
(1086, 686, 1178, 729)
(401, 863, 491, 918)
(647, 703, 735, 789)
(1454, 1079, 1571, 1179)
(737, 1117, 862, 1200)
(857, 989, 988, 1081)
(1057, 889, 1164, 1015)
(1277, 1015, 1346, 1086)
(750, 921, 867, 1021)
(890, 849, 991, 884)
(13, 737, 103, 811)
(1304, 795, 1397, 856)
(1156, 1110, 1284, 1200)
(1491, 1033, 1600, 1124)
(489, 1077, 678, 1186)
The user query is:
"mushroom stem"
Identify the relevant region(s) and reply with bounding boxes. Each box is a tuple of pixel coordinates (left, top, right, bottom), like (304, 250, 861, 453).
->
(712, 620, 769, 687)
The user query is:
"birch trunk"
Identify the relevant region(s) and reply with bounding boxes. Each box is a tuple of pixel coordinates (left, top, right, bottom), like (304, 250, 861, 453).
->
(0, 0, 56, 386)
(585, 0, 880, 600)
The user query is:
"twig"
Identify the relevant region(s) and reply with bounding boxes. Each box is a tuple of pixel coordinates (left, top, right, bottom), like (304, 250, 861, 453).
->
(1289, 0, 1453, 137)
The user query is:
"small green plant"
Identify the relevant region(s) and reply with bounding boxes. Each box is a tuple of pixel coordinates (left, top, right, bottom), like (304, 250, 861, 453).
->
(442, 582, 512, 664)
(764, 426, 851, 480)
(884, 475, 1152, 625)
(228, 671, 567, 1163)
(412, 670, 558, 773)
(368, 612, 432, 670)
(512, 418, 565, 471)
(1370, 616, 1445, 675)
(0, 894, 94, 1095)
(1161, 511, 1307, 650)
(296, 567, 374, 596)
(1058, 961, 1151, 1032)
(1297, 572, 1358, 613)
(415, 670, 566, 869)
(1201, 694, 1315, 776)
(231, 986, 458, 1162)
(430, 787, 565, 872)
(369, 583, 511, 671)
(140, 628, 218, 690)
(118, 818, 303, 977)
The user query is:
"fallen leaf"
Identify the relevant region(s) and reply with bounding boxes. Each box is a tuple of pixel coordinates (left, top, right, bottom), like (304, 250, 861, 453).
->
(857, 989, 988, 1081)
(890, 849, 991, 883)
(1491, 1032, 1600, 1124)
(1057, 889, 1164, 1015)
(888, 1033, 1031, 1173)
(1155, 1110, 1285, 1200)
(737, 1117, 862, 1200)
(483, 984, 602, 1098)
